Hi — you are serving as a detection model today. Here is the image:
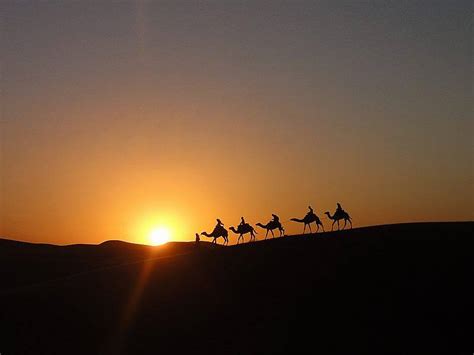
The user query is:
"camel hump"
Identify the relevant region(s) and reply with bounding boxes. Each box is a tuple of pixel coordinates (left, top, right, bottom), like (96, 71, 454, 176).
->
(217, 226, 228, 236)
(337, 209, 349, 219)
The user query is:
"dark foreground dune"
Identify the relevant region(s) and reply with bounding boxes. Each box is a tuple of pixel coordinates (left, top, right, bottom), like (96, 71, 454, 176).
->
(0, 222, 472, 355)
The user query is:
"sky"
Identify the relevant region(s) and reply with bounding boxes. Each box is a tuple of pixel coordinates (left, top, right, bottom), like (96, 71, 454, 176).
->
(1, 1, 472, 245)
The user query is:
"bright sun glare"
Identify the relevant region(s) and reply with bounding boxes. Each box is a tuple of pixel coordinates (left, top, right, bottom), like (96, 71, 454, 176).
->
(149, 227, 171, 246)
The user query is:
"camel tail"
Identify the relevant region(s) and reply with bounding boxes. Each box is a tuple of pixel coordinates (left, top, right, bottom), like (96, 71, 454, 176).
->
(291, 218, 304, 223)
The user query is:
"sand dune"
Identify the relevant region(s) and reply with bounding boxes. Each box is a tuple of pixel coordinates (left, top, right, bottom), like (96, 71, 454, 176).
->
(0, 222, 472, 354)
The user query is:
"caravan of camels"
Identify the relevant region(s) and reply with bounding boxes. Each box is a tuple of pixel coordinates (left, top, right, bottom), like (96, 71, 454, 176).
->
(200, 203, 353, 245)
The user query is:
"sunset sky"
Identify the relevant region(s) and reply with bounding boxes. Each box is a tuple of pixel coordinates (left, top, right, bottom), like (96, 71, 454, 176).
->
(1, 1, 472, 245)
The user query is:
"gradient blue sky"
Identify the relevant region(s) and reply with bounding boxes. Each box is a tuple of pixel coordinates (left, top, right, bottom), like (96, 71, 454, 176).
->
(1, 1, 472, 244)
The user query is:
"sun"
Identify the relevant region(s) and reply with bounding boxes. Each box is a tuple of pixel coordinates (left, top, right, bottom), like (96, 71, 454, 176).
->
(149, 227, 171, 246)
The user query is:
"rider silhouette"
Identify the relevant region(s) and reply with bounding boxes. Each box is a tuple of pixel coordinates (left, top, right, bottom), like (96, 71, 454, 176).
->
(272, 214, 280, 223)
(335, 203, 343, 216)
(216, 218, 224, 227)
(240, 217, 246, 227)
(307, 206, 314, 216)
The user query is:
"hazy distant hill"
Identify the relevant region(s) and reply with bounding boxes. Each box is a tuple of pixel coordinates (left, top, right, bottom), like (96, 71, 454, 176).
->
(0, 237, 218, 291)
(0, 222, 472, 354)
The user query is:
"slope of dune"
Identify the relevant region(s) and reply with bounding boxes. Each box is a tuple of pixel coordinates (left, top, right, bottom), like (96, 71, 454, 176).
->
(0, 238, 218, 291)
(0, 222, 472, 354)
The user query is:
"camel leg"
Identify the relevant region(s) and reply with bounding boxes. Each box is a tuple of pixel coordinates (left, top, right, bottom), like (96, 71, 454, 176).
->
(271, 229, 275, 238)
(337, 220, 340, 230)
(321, 223, 325, 232)
(316, 224, 320, 233)
(308, 223, 312, 234)
(331, 220, 336, 231)
(303, 224, 306, 234)
(343, 219, 347, 230)
(265, 230, 269, 240)
(349, 219, 353, 229)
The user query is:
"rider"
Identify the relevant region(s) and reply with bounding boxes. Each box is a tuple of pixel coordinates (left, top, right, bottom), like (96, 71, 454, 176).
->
(239, 216, 246, 227)
(335, 203, 344, 216)
(306, 205, 314, 216)
(216, 218, 224, 228)
(271, 214, 280, 223)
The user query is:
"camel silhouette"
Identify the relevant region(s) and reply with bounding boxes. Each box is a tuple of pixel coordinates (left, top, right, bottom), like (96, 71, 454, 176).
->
(256, 221, 285, 239)
(324, 210, 352, 231)
(201, 225, 229, 245)
(229, 223, 257, 244)
(291, 212, 324, 234)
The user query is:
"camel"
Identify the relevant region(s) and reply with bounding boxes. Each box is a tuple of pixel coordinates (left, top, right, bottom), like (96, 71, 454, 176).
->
(229, 223, 257, 244)
(291, 212, 324, 234)
(256, 221, 285, 239)
(324, 210, 352, 231)
(201, 225, 229, 245)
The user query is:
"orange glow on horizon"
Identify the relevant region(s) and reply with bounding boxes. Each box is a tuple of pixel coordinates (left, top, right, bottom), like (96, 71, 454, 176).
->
(1, 2, 472, 246)
(130, 212, 184, 245)
(149, 227, 170, 246)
